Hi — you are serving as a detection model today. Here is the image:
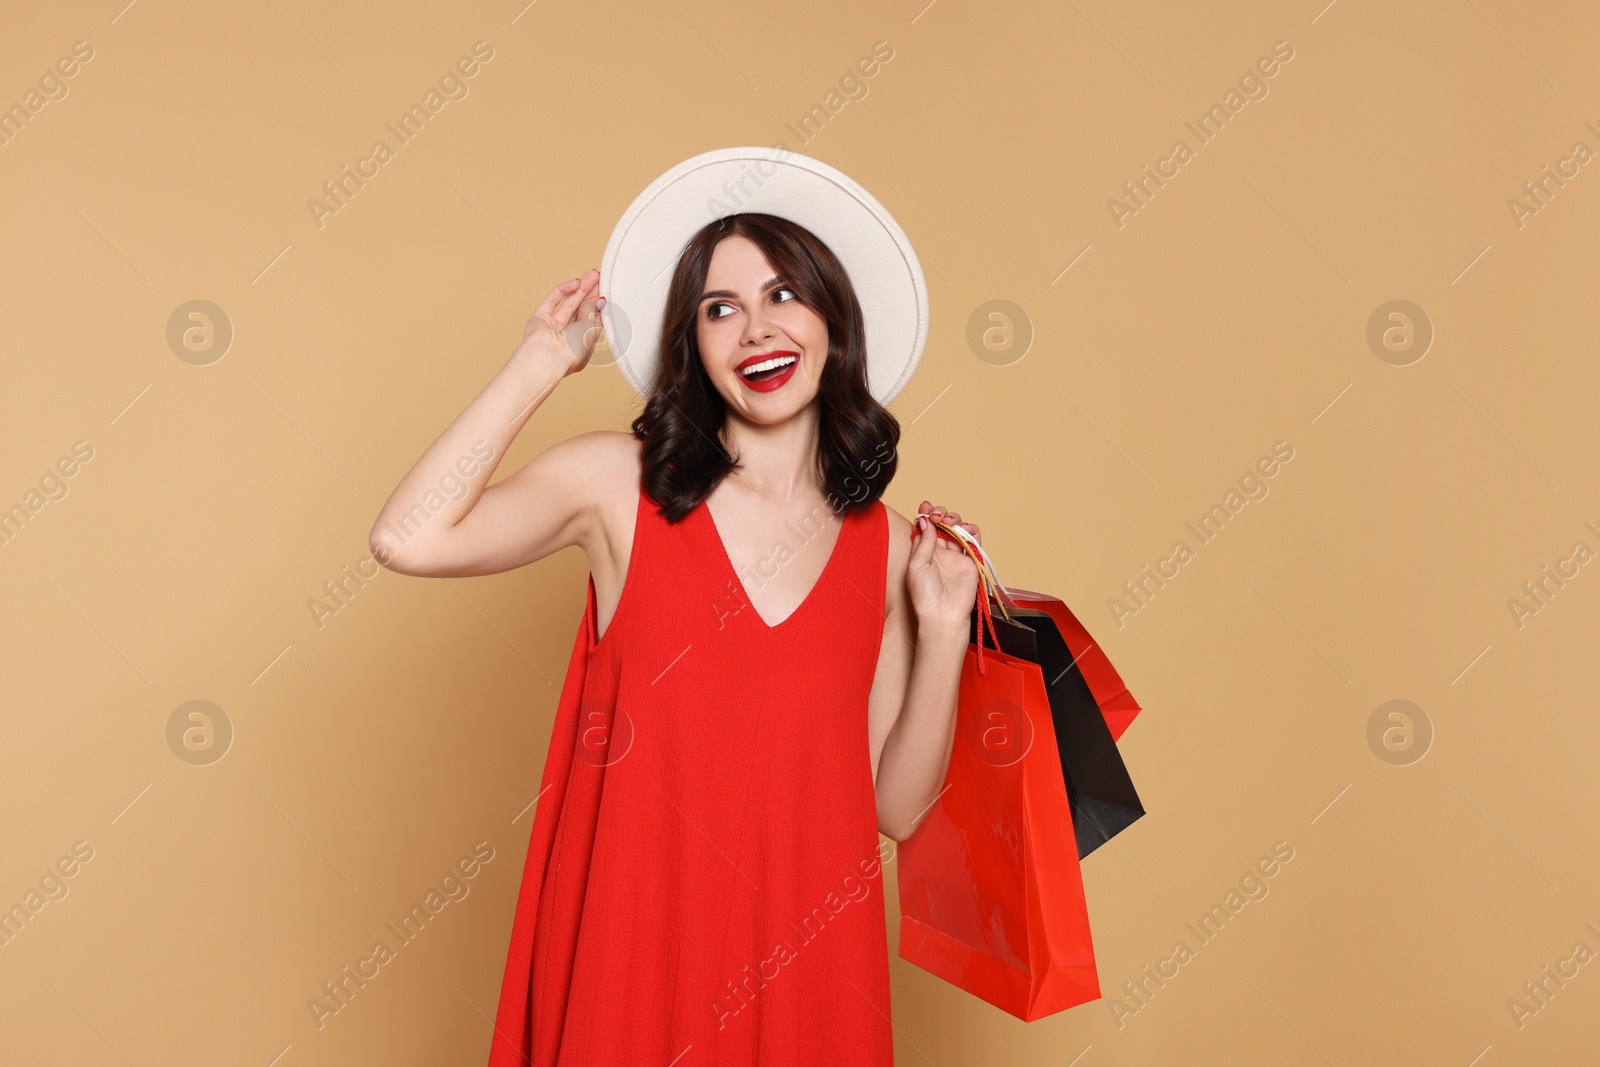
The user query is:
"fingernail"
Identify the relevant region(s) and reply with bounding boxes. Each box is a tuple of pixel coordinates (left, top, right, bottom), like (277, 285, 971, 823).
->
(597, 297, 607, 309)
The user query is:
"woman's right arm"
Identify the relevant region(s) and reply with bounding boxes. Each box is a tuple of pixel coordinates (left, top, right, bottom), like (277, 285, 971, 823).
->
(368, 270, 607, 578)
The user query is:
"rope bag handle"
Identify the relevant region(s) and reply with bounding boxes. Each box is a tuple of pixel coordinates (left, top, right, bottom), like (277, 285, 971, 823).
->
(912, 512, 1013, 675)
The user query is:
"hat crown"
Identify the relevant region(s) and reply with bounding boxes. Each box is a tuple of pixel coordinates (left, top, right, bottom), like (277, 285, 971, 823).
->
(600, 147, 928, 406)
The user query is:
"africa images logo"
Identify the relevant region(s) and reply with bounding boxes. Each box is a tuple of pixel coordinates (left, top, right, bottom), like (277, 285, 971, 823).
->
(306, 42, 495, 230)
(1105, 40, 1296, 229)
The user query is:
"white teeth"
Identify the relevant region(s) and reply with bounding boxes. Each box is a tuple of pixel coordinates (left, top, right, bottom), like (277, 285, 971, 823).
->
(738, 354, 798, 377)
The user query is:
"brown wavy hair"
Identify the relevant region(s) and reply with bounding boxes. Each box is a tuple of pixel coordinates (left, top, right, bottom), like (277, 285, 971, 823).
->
(629, 212, 901, 523)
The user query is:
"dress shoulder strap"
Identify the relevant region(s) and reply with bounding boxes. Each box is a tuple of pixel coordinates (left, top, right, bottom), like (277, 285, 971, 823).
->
(831, 497, 889, 616)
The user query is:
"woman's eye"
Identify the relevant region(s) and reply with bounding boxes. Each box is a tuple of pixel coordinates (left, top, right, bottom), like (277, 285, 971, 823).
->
(706, 288, 796, 320)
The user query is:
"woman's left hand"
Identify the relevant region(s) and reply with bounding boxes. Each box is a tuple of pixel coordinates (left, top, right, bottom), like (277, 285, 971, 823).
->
(907, 500, 983, 629)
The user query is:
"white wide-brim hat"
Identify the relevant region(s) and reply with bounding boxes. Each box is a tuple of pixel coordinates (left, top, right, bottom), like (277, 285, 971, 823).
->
(598, 146, 928, 405)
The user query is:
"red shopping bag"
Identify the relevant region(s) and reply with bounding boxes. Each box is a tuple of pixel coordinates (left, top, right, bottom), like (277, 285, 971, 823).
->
(964, 589, 1145, 860)
(1001, 586, 1142, 743)
(895, 515, 1134, 1019)
(896, 636, 1101, 1020)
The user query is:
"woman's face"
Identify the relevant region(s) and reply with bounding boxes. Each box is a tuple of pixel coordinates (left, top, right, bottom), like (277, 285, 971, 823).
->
(695, 235, 829, 423)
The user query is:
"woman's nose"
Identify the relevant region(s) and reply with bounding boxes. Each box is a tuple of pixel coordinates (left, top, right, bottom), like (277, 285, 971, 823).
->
(742, 311, 775, 344)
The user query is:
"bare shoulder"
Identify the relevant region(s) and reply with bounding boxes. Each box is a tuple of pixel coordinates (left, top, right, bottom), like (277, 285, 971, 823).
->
(880, 502, 914, 614)
(573, 429, 643, 544)
(576, 430, 644, 610)
(573, 428, 644, 484)
(881, 502, 914, 567)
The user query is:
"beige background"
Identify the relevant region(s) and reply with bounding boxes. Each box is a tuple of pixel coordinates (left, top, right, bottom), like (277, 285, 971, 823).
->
(2, 0, 1597, 1063)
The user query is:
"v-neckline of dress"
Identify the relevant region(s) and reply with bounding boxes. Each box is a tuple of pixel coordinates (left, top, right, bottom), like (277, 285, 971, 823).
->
(698, 496, 852, 632)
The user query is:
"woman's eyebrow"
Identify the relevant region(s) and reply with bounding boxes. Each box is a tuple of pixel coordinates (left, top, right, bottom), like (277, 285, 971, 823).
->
(699, 275, 785, 302)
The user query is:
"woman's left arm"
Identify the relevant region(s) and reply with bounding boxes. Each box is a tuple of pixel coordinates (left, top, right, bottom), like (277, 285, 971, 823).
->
(868, 502, 981, 841)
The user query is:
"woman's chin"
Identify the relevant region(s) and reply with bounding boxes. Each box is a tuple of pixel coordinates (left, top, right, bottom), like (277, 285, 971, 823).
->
(727, 388, 820, 425)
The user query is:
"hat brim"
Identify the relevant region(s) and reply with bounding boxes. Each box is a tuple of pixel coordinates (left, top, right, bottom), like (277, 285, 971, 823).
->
(599, 146, 928, 406)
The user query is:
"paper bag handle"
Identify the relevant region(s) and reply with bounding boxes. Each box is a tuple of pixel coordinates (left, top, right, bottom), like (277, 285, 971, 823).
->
(913, 513, 1013, 674)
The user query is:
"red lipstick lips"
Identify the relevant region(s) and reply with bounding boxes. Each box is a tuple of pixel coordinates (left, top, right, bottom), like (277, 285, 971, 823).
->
(735, 350, 800, 393)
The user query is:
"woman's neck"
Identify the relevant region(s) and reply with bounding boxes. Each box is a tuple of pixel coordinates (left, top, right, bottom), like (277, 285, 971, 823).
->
(719, 405, 824, 500)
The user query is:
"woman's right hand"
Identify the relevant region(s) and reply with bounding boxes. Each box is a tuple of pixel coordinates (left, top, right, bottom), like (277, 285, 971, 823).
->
(511, 269, 605, 379)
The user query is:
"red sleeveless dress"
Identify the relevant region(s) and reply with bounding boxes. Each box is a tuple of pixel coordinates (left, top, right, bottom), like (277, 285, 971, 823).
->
(486, 482, 895, 1066)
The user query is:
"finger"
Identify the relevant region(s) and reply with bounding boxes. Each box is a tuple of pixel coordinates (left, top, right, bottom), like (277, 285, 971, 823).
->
(558, 271, 600, 326)
(576, 289, 603, 326)
(535, 277, 583, 317)
(911, 515, 937, 558)
(573, 296, 605, 351)
(552, 269, 599, 328)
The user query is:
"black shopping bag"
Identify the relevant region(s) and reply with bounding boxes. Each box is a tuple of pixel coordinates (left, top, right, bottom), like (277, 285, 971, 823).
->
(969, 605, 1146, 859)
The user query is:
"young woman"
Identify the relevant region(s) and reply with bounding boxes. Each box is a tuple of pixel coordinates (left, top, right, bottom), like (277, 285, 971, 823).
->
(370, 209, 982, 1064)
